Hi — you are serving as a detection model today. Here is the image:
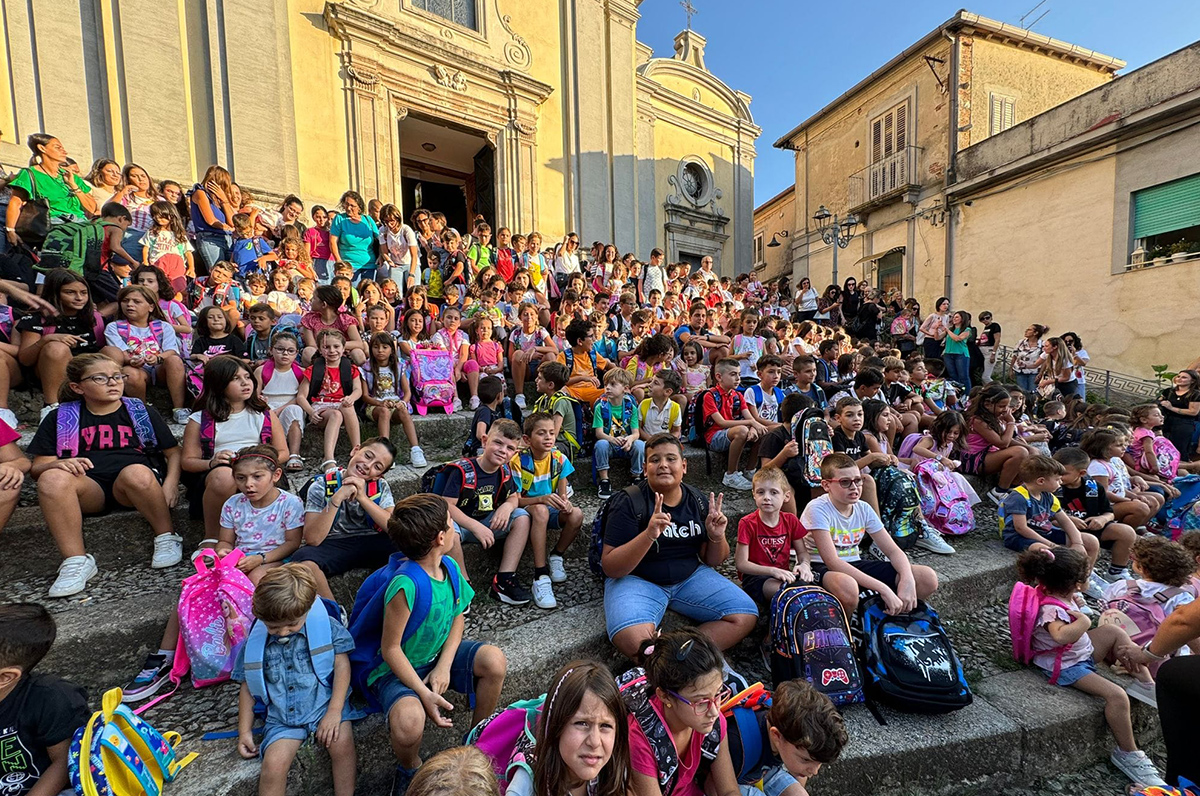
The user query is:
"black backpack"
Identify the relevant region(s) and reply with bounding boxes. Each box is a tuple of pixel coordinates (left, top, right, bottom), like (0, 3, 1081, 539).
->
(307, 356, 355, 402)
(856, 595, 972, 718)
(587, 485, 647, 579)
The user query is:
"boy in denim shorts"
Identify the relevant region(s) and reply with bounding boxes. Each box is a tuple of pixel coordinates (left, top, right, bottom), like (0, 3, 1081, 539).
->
(702, 357, 765, 492)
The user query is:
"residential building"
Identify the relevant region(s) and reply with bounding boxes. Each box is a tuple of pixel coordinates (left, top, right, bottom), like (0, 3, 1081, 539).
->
(773, 11, 1121, 300)
(948, 40, 1200, 375)
(753, 185, 795, 282)
(0, 0, 759, 272)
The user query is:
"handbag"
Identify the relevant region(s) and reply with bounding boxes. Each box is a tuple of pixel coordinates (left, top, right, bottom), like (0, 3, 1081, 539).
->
(14, 168, 51, 247)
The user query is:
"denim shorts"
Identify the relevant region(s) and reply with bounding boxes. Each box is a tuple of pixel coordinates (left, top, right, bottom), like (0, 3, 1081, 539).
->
(741, 765, 800, 796)
(370, 639, 484, 713)
(260, 699, 358, 753)
(709, 429, 732, 451)
(1040, 658, 1096, 687)
(604, 565, 758, 639)
(454, 508, 530, 544)
(1002, 526, 1067, 552)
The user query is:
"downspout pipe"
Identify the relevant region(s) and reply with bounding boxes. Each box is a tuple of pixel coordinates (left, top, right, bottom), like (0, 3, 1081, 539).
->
(944, 29, 959, 302)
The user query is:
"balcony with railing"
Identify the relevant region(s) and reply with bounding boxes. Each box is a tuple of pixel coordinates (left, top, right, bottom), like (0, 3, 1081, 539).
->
(848, 145, 921, 214)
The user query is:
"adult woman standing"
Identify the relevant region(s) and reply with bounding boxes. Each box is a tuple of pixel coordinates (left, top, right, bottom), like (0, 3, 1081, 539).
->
(188, 165, 235, 274)
(271, 195, 305, 244)
(5, 134, 97, 246)
(1010, 324, 1048, 394)
(794, 277, 819, 321)
(410, 207, 435, 279)
(553, 233, 582, 297)
(328, 190, 381, 280)
(976, 311, 1001, 383)
(889, 301, 919, 358)
(840, 277, 862, 325)
(854, 288, 883, 342)
(918, 297, 951, 360)
(84, 159, 122, 209)
(1060, 331, 1089, 400)
(942, 310, 972, 390)
(816, 285, 842, 328)
(1037, 337, 1077, 398)
(1159, 370, 1200, 459)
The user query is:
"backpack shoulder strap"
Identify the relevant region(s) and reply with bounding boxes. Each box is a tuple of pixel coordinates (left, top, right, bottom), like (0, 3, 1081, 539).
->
(114, 319, 131, 341)
(396, 559, 434, 647)
(323, 470, 342, 499)
(588, 349, 598, 371)
(199, 411, 216, 458)
(262, 360, 276, 385)
(308, 358, 326, 400)
(56, 401, 81, 458)
(454, 459, 476, 490)
(243, 620, 271, 704)
(258, 411, 272, 445)
(305, 600, 335, 687)
(338, 358, 354, 396)
(622, 484, 649, 532)
(121, 397, 158, 451)
(291, 363, 304, 381)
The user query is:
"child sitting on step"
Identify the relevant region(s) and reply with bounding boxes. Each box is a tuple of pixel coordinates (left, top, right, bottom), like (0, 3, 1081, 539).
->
(255, 331, 307, 473)
(297, 329, 362, 473)
(1104, 535, 1200, 657)
(0, 603, 89, 796)
(1015, 547, 1167, 788)
(356, 494, 507, 796)
(234, 564, 357, 796)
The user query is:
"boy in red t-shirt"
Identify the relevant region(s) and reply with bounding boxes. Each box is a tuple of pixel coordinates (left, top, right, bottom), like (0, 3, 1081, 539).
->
(298, 329, 362, 472)
(701, 357, 763, 491)
(735, 466, 812, 606)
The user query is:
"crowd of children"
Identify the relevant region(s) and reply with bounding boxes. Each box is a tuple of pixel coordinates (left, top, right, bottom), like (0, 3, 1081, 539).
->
(5, 161, 1200, 796)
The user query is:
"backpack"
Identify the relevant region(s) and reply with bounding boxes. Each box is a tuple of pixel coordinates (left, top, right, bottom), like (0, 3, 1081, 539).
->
(1008, 581, 1074, 684)
(794, 408, 833, 488)
(465, 696, 544, 792)
(694, 387, 743, 445)
(872, 465, 927, 550)
(113, 319, 167, 357)
(347, 553, 464, 710)
(36, 219, 105, 274)
(307, 356, 355, 402)
(1099, 580, 1193, 674)
(597, 394, 637, 434)
(56, 397, 159, 459)
(298, 470, 389, 532)
(68, 687, 198, 796)
(198, 409, 272, 459)
(1140, 434, 1182, 481)
(410, 347, 456, 415)
(261, 359, 304, 387)
(562, 346, 598, 377)
(744, 384, 785, 423)
(857, 595, 972, 714)
(515, 449, 567, 496)
(533, 390, 585, 453)
(588, 484, 649, 578)
(1154, 473, 1200, 540)
(244, 598, 335, 708)
(171, 550, 255, 692)
(768, 585, 864, 706)
(914, 459, 975, 535)
(719, 683, 775, 784)
(421, 459, 513, 521)
(616, 667, 722, 796)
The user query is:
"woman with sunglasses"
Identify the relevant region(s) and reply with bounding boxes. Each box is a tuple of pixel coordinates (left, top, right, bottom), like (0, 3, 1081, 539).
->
(619, 628, 742, 796)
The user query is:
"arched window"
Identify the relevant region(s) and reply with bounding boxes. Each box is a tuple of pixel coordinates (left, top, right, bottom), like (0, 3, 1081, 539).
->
(412, 0, 478, 31)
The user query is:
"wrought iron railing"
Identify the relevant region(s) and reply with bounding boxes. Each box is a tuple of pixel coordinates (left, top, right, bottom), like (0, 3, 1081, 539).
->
(991, 345, 1162, 405)
(849, 146, 920, 211)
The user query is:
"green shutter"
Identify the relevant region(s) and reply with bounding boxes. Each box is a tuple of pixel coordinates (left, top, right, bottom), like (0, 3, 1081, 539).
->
(1133, 173, 1200, 239)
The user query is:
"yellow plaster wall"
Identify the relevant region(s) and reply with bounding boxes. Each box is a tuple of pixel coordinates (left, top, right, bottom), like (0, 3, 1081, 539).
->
(287, 0, 350, 206)
(654, 74, 736, 117)
(651, 115, 738, 264)
(754, 189, 794, 281)
(952, 149, 1198, 376)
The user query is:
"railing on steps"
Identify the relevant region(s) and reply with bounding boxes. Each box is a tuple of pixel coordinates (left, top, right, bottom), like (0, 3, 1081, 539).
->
(991, 345, 1162, 405)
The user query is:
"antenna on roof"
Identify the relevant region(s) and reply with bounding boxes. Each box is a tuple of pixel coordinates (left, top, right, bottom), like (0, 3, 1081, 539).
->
(1019, 0, 1050, 30)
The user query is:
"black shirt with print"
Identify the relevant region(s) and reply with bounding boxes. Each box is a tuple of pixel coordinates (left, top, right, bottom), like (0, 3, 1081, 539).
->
(15, 312, 103, 354)
(191, 334, 246, 359)
(0, 673, 89, 796)
(437, 459, 513, 521)
(27, 403, 177, 481)
(831, 427, 868, 461)
(603, 481, 708, 586)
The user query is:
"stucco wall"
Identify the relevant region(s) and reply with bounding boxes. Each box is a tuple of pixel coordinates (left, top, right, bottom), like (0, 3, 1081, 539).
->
(753, 189, 793, 281)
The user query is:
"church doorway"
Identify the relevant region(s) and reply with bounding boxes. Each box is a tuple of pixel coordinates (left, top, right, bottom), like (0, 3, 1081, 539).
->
(398, 115, 495, 234)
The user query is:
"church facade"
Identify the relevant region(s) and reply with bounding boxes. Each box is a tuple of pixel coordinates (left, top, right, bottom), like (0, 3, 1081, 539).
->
(0, 0, 759, 273)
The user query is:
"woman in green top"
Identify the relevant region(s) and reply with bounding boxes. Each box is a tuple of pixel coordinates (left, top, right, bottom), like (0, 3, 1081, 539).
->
(942, 309, 973, 391)
(4, 134, 97, 246)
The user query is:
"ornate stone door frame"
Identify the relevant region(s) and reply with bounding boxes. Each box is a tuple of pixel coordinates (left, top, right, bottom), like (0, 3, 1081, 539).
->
(325, 2, 552, 229)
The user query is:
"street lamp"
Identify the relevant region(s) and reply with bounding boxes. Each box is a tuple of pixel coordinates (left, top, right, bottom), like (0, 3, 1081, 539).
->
(811, 204, 858, 284)
(767, 230, 789, 248)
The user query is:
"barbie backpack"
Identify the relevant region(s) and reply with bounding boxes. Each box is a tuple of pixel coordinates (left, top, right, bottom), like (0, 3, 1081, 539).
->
(1140, 433, 1181, 481)
(410, 346, 455, 415)
(465, 696, 544, 792)
(169, 550, 255, 695)
(914, 459, 975, 535)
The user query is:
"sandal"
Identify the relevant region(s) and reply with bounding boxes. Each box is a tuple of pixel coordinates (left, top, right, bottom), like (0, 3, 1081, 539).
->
(286, 454, 304, 473)
(319, 459, 338, 473)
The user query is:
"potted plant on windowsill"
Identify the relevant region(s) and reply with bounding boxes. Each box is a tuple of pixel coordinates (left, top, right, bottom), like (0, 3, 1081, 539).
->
(1169, 240, 1191, 263)
(1149, 246, 1169, 267)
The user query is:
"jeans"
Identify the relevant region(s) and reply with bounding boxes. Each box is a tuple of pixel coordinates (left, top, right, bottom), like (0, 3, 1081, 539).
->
(353, 266, 377, 283)
(943, 352, 971, 391)
(604, 565, 758, 639)
(980, 346, 996, 383)
(593, 438, 644, 475)
(1015, 372, 1038, 394)
(312, 257, 334, 284)
(195, 231, 231, 274)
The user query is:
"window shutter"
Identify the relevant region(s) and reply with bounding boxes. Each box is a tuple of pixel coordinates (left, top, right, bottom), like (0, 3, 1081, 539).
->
(895, 103, 907, 151)
(1133, 173, 1200, 240)
(871, 118, 883, 163)
(990, 94, 1016, 135)
(1002, 98, 1014, 131)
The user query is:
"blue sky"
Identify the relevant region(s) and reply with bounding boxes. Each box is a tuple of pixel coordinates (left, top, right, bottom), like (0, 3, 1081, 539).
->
(634, 1, 1200, 205)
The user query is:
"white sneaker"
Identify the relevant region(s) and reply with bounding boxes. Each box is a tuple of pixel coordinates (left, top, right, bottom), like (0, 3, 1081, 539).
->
(409, 446, 427, 468)
(0, 408, 17, 429)
(547, 553, 567, 583)
(1083, 573, 1108, 601)
(986, 486, 1009, 506)
(722, 472, 754, 491)
(1073, 593, 1095, 616)
(40, 403, 59, 423)
(1102, 567, 1133, 583)
(172, 408, 191, 425)
(515, 394, 527, 409)
(1125, 680, 1158, 709)
(916, 527, 956, 555)
(532, 575, 557, 609)
(48, 554, 97, 598)
(742, 469, 757, 482)
(452, 398, 463, 413)
(1110, 748, 1167, 788)
(151, 534, 184, 568)
(469, 396, 481, 410)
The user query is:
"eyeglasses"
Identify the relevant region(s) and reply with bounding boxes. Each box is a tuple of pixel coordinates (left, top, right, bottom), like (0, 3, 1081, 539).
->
(827, 477, 864, 490)
(665, 686, 732, 716)
(83, 373, 128, 385)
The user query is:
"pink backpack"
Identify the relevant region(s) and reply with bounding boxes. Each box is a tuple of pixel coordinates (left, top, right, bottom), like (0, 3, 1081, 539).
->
(465, 696, 543, 792)
(410, 347, 455, 415)
(1139, 432, 1181, 481)
(1100, 580, 1193, 674)
(914, 459, 974, 535)
(1008, 581, 1072, 684)
(174, 550, 255, 688)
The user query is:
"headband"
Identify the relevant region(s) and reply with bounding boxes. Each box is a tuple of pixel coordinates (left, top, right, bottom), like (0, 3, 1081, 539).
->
(544, 666, 578, 724)
(232, 452, 279, 469)
(1042, 549, 1055, 562)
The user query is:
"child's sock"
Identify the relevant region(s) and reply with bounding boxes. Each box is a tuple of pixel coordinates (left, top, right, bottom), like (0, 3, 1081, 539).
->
(1108, 563, 1129, 576)
(534, 565, 550, 579)
(158, 648, 176, 663)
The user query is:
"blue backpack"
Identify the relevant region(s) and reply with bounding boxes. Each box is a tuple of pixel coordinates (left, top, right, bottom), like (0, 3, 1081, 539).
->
(243, 599, 336, 709)
(769, 585, 864, 706)
(596, 394, 637, 434)
(347, 553, 464, 710)
(856, 595, 972, 717)
(562, 346, 598, 375)
(743, 384, 785, 422)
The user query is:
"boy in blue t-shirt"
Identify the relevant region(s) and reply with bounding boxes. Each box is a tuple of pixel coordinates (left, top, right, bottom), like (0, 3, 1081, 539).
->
(592, 368, 644, 499)
(368, 494, 507, 796)
(512, 413, 583, 610)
